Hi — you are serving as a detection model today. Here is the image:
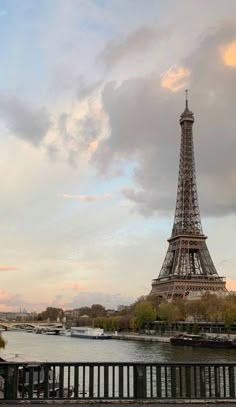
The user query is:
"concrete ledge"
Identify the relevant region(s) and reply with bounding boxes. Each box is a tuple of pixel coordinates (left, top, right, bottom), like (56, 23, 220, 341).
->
(112, 334, 170, 343)
(1, 400, 236, 406)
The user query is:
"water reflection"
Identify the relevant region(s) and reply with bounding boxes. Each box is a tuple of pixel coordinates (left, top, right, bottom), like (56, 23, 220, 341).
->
(1, 331, 235, 363)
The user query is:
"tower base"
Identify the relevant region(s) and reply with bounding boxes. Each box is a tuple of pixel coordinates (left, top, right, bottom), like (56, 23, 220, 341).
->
(150, 275, 226, 301)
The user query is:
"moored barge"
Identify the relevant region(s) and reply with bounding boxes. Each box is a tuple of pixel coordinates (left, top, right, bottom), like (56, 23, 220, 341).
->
(170, 334, 236, 348)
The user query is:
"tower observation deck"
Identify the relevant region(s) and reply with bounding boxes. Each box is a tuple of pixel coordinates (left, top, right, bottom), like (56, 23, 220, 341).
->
(150, 92, 226, 300)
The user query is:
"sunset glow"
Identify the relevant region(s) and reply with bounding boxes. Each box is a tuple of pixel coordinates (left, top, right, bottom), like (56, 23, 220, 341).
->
(0, 3, 235, 312)
(161, 67, 190, 92)
(226, 278, 236, 291)
(222, 41, 236, 67)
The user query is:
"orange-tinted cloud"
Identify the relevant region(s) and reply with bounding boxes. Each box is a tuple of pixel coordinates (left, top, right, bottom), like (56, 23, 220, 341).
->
(88, 139, 99, 152)
(0, 304, 12, 312)
(0, 289, 12, 302)
(226, 278, 236, 291)
(222, 41, 236, 67)
(0, 265, 17, 271)
(161, 67, 190, 92)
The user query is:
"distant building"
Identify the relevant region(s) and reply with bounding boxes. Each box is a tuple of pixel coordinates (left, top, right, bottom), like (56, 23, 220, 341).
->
(0, 311, 31, 321)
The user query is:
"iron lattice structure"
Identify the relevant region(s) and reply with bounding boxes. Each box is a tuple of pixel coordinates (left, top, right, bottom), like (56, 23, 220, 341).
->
(150, 95, 226, 300)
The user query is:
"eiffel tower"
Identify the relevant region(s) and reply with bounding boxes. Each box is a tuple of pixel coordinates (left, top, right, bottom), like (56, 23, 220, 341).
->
(150, 91, 226, 300)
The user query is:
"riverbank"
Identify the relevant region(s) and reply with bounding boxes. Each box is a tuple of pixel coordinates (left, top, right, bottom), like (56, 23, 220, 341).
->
(112, 333, 170, 343)
(111, 332, 236, 343)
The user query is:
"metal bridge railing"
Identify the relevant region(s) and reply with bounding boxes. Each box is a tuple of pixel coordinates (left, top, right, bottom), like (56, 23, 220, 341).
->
(0, 362, 235, 401)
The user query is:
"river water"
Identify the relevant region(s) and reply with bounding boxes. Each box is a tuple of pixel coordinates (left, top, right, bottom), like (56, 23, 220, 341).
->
(1, 331, 235, 363)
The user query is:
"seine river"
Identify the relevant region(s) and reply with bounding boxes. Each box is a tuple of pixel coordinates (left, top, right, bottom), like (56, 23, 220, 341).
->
(1, 331, 235, 363)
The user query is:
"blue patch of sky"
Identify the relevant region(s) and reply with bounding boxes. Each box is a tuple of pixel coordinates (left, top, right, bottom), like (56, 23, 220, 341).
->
(112, 213, 172, 242)
(57, 161, 137, 218)
(62, 173, 131, 212)
(94, 0, 163, 27)
(58, 156, 174, 241)
(0, 0, 167, 102)
(0, 0, 50, 99)
(79, 18, 115, 40)
(90, 163, 137, 194)
(0, 0, 120, 101)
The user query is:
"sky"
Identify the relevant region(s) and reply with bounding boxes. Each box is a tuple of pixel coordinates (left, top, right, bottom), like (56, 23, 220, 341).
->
(0, 0, 236, 312)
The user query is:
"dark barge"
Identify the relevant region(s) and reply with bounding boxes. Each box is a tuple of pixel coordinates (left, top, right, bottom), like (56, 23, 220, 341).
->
(170, 334, 236, 348)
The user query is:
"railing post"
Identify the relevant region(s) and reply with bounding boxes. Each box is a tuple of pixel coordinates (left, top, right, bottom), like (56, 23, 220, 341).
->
(28, 366, 34, 399)
(5, 365, 18, 400)
(185, 366, 191, 398)
(89, 365, 94, 398)
(43, 365, 49, 399)
(199, 366, 206, 398)
(119, 365, 124, 398)
(104, 365, 109, 398)
(134, 365, 146, 399)
(229, 366, 235, 398)
(170, 366, 176, 398)
(59, 365, 64, 398)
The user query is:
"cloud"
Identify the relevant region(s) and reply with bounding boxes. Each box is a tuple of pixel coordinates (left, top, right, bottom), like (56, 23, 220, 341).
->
(161, 67, 190, 92)
(93, 19, 236, 218)
(62, 194, 98, 202)
(76, 114, 103, 151)
(0, 289, 12, 302)
(0, 265, 17, 271)
(50, 295, 65, 309)
(221, 40, 236, 67)
(47, 95, 106, 168)
(77, 77, 103, 100)
(0, 95, 51, 146)
(61, 282, 84, 291)
(66, 291, 134, 309)
(67, 261, 106, 270)
(60, 193, 111, 202)
(0, 290, 26, 311)
(100, 25, 166, 67)
(88, 139, 99, 152)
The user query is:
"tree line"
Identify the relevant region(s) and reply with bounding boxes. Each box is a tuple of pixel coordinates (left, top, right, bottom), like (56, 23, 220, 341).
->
(1, 293, 235, 352)
(34, 292, 236, 333)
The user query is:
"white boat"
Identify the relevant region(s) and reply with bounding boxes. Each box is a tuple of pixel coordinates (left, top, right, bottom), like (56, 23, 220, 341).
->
(59, 329, 71, 336)
(40, 326, 64, 335)
(70, 327, 111, 339)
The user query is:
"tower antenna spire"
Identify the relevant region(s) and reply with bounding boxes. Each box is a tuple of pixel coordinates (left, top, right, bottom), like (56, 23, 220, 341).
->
(185, 89, 188, 110)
